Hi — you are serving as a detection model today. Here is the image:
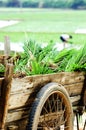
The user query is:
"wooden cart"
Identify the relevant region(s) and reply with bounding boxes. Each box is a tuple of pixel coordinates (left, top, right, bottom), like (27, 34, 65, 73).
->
(0, 56, 86, 130)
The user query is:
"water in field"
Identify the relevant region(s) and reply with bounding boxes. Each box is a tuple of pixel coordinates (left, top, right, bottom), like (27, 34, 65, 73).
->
(0, 42, 23, 52)
(0, 41, 82, 53)
(0, 20, 19, 28)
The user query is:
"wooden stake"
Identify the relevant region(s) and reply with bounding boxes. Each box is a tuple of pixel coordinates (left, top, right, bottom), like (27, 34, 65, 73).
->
(0, 64, 14, 130)
(4, 36, 10, 56)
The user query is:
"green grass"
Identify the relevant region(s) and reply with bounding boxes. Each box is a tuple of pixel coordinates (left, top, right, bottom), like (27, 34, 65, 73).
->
(0, 31, 86, 45)
(0, 8, 86, 44)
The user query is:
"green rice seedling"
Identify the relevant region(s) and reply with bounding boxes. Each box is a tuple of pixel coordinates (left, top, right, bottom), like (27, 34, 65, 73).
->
(53, 49, 75, 63)
(25, 59, 54, 75)
(52, 48, 76, 71)
(14, 40, 86, 75)
(14, 39, 56, 75)
(65, 43, 86, 72)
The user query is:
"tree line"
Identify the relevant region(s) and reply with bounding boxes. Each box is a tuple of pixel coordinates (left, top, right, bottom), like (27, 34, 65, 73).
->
(0, 0, 86, 9)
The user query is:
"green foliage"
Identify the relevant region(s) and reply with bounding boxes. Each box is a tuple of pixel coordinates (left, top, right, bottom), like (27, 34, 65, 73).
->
(13, 40, 86, 76)
(0, 40, 86, 76)
(14, 39, 56, 75)
(0, 64, 5, 76)
(0, 64, 5, 73)
(53, 48, 76, 72)
(65, 43, 86, 71)
(22, 0, 39, 8)
(1, 0, 86, 9)
(71, 0, 85, 9)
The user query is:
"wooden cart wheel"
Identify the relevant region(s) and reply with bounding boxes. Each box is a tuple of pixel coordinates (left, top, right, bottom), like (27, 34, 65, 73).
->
(27, 82, 73, 130)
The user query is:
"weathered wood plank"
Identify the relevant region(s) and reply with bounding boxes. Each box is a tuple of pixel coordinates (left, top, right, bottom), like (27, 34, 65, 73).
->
(5, 118, 28, 130)
(6, 72, 85, 110)
(11, 72, 85, 92)
(64, 82, 84, 96)
(5, 95, 81, 123)
(6, 107, 30, 123)
(9, 90, 32, 109)
(8, 82, 84, 109)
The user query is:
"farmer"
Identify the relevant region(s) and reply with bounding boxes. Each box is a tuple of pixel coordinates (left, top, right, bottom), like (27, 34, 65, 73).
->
(60, 34, 72, 48)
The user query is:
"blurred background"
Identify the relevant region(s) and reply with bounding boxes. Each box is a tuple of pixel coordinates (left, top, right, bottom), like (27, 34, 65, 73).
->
(0, 0, 86, 45)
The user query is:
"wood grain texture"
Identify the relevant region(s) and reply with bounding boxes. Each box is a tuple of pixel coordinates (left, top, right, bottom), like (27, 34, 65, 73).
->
(0, 71, 85, 129)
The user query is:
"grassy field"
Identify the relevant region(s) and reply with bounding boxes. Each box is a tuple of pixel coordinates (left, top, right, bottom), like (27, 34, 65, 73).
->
(0, 8, 86, 44)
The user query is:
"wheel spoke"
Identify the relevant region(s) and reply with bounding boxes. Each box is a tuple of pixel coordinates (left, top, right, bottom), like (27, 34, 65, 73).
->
(40, 94, 69, 130)
(39, 93, 71, 130)
(47, 98, 52, 113)
(28, 83, 73, 130)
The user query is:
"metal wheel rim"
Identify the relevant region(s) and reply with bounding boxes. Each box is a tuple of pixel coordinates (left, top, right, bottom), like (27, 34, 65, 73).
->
(37, 91, 71, 130)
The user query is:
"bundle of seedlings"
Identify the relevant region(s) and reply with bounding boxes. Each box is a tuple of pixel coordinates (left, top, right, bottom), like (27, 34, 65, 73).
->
(14, 40, 86, 76)
(65, 43, 86, 71)
(0, 40, 86, 77)
(14, 40, 58, 76)
(53, 43, 86, 72)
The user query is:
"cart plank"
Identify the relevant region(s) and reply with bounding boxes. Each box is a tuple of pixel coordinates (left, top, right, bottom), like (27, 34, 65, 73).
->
(0, 71, 85, 130)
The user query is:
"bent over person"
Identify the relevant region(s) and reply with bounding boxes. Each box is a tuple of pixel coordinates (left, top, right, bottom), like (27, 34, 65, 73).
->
(60, 34, 72, 48)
